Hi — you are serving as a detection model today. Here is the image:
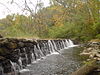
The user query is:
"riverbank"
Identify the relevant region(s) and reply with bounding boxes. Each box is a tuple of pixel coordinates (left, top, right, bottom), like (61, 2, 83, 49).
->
(72, 39, 100, 75)
(80, 39, 100, 60)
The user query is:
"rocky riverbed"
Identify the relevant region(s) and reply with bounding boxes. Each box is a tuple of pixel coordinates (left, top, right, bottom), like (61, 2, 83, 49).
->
(80, 39, 100, 61)
(78, 39, 100, 75)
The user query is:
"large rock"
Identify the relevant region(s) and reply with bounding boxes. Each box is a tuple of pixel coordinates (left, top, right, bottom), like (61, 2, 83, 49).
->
(0, 56, 14, 74)
(0, 34, 3, 38)
(80, 39, 100, 62)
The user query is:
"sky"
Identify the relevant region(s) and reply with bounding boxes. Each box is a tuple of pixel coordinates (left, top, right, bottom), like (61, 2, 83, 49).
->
(0, 0, 50, 19)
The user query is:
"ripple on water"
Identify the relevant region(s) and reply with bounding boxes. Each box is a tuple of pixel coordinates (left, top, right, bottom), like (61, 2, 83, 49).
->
(20, 47, 82, 75)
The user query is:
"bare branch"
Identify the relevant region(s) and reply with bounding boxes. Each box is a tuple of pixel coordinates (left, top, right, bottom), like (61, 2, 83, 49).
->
(11, 0, 14, 4)
(0, 2, 11, 13)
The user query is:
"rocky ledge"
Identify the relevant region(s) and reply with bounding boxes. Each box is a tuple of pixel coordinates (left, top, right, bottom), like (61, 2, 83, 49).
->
(80, 39, 100, 60)
(0, 37, 72, 75)
(0, 38, 38, 74)
(72, 39, 100, 75)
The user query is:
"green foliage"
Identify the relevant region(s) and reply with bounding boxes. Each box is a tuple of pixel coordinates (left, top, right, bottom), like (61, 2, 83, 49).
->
(96, 34, 100, 39)
(48, 23, 75, 38)
(93, 22, 100, 34)
(0, 14, 37, 38)
(48, 26, 67, 38)
(0, 0, 100, 42)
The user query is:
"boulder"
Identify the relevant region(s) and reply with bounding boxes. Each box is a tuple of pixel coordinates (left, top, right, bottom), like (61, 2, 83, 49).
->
(0, 56, 6, 62)
(0, 34, 3, 38)
(96, 54, 100, 58)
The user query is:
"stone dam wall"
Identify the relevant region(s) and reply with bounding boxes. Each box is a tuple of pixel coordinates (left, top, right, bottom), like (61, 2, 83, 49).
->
(0, 38, 73, 75)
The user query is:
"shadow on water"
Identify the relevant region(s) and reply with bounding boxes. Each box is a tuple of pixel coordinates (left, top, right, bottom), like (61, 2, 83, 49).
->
(20, 46, 85, 75)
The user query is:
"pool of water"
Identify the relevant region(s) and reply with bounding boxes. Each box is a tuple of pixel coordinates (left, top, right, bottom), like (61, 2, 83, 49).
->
(20, 46, 84, 75)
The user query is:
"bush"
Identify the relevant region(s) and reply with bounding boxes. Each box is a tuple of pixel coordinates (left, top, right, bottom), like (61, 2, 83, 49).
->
(48, 23, 75, 38)
(96, 34, 100, 39)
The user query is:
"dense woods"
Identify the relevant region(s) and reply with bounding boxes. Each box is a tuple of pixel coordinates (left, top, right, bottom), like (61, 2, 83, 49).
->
(0, 0, 100, 42)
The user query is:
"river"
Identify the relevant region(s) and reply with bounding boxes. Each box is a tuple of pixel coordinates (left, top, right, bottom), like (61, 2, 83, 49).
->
(19, 46, 84, 75)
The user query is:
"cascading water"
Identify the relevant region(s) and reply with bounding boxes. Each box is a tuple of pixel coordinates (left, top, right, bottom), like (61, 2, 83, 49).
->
(48, 40, 59, 54)
(52, 40, 57, 51)
(37, 44, 44, 57)
(0, 66, 4, 75)
(48, 40, 55, 53)
(68, 39, 74, 46)
(18, 57, 23, 69)
(31, 53, 35, 62)
(10, 61, 17, 75)
(62, 40, 66, 48)
(23, 48, 28, 65)
(65, 39, 70, 47)
(1, 39, 75, 75)
(34, 45, 40, 59)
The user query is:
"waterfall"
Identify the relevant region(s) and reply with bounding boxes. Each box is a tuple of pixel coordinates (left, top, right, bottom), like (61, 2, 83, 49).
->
(23, 48, 28, 65)
(0, 66, 4, 75)
(61, 40, 65, 49)
(68, 39, 74, 47)
(52, 40, 57, 50)
(10, 61, 17, 75)
(48, 40, 58, 54)
(18, 57, 23, 69)
(65, 39, 74, 47)
(65, 39, 69, 47)
(0, 39, 75, 74)
(48, 40, 55, 53)
(37, 44, 44, 57)
(34, 45, 39, 59)
(31, 53, 35, 62)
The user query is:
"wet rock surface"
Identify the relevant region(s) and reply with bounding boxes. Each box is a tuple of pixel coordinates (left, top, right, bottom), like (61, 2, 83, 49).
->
(0, 38, 77, 75)
(80, 40, 100, 75)
(80, 40, 100, 60)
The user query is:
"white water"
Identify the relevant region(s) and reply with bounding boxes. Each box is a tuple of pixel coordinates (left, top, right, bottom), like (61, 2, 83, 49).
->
(18, 57, 23, 69)
(37, 44, 44, 56)
(19, 69, 30, 73)
(9, 39, 76, 73)
(10, 61, 17, 75)
(34, 39, 75, 61)
(23, 48, 28, 64)
(68, 39, 74, 46)
(48, 40, 55, 53)
(31, 53, 35, 61)
(62, 40, 66, 48)
(65, 39, 70, 47)
(52, 40, 57, 50)
(0, 66, 4, 75)
(34, 45, 38, 57)
(51, 52, 59, 54)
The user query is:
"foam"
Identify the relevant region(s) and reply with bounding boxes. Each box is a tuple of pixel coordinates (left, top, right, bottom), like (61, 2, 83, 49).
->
(19, 69, 30, 73)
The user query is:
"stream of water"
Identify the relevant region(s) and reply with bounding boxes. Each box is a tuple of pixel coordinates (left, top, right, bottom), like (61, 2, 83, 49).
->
(0, 39, 84, 75)
(19, 46, 83, 75)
